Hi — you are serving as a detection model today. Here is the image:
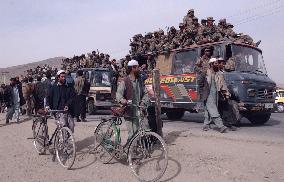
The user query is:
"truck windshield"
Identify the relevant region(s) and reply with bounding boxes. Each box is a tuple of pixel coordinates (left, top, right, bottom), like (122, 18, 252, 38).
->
(278, 91, 284, 97)
(172, 49, 198, 74)
(231, 45, 267, 75)
(90, 71, 111, 87)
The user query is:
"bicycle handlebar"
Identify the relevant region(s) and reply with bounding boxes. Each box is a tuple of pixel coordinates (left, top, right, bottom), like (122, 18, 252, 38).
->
(114, 100, 145, 109)
(47, 110, 66, 113)
(127, 100, 146, 109)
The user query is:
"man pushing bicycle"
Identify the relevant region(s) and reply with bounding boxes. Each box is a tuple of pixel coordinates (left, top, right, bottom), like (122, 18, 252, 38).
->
(46, 70, 76, 132)
(116, 59, 150, 140)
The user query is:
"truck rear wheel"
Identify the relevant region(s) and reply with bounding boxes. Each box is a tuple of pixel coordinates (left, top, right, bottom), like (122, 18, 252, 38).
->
(246, 113, 271, 125)
(166, 110, 185, 120)
(87, 100, 95, 115)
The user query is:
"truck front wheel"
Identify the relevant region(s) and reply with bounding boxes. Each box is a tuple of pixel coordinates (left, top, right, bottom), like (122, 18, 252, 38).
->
(166, 110, 185, 120)
(246, 113, 271, 125)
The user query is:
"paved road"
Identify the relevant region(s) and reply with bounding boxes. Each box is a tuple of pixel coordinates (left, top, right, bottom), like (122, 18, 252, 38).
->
(89, 111, 284, 142)
(0, 112, 283, 182)
(163, 112, 284, 141)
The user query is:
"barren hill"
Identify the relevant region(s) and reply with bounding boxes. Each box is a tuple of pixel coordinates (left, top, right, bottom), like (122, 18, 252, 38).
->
(277, 83, 284, 89)
(0, 57, 65, 83)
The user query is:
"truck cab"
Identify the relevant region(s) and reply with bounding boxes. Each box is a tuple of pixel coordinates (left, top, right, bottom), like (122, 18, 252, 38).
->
(75, 68, 112, 114)
(145, 41, 276, 124)
(275, 89, 284, 112)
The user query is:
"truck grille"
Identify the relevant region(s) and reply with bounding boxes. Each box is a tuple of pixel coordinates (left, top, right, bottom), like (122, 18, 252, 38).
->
(96, 93, 112, 101)
(257, 89, 273, 99)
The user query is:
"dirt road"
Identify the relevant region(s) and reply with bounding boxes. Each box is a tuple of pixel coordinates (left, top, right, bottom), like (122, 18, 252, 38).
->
(0, 112, 284, 182)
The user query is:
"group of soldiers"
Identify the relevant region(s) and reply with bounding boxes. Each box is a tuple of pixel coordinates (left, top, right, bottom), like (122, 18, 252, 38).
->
(60, 50, 155, 79)
(23, 64, 58, 82)
(130, 9, 256, 56)
(61, 51, 116, 73)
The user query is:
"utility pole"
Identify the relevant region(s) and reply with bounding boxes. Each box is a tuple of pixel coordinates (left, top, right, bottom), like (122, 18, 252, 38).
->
(152, 68, 163, 137)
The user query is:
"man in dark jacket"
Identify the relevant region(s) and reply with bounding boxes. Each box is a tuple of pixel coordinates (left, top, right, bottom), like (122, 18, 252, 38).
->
(47, 70, 76, 132)
(74, 70, 90, 122)
(5, 78, 25, 124)
(65, 66, 74, 87)
(33, 75, 45, 113)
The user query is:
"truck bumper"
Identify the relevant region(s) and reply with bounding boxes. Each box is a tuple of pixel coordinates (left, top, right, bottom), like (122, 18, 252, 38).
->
(150, 100, 196, 111)
(238, 102, 276, 112)
(95, 100, 113, 109)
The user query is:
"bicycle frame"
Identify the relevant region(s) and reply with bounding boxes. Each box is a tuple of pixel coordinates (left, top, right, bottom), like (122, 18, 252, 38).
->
(100, 105, 149, 156)
(34, 112, 70, 149)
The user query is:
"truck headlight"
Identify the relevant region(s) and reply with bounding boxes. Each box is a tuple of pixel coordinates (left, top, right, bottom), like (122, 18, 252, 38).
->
(247, 89, 256, 97)
(242, 80, 252, 85)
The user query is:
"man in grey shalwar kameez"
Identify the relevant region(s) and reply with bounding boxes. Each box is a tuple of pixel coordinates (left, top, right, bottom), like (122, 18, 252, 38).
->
(116, 59, 149, 140)
(202, 58, 228, 133)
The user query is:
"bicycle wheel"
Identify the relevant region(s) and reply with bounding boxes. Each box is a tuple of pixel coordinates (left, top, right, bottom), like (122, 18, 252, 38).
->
(32, 117, 42, 139)
(55, 127, 76, 169)
(128, 132, 168, 182)
(94, 119, 115, 164)
(33, 121, 48, 155)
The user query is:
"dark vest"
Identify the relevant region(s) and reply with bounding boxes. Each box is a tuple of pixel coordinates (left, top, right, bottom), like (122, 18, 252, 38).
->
(123, 76, 144, 118)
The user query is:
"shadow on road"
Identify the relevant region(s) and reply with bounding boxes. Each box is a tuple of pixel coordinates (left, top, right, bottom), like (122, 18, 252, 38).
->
(164, 130, 189, 145)
(162, 112, 204, 124)
(71, 136, 97, 170)
(76, 136, 95, 152)
(160, 157, 182, 182)
(89, 110, 111, 116)
(238, 117, 281, 127)
(0, 117, 31, 128)
(163, 112, 282, 128)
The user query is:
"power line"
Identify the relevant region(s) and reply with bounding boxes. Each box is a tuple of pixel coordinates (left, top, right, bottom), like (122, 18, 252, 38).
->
(226, 0, 282, 19)
(235, 4, 284, 25)
(236, 9, 283, 25)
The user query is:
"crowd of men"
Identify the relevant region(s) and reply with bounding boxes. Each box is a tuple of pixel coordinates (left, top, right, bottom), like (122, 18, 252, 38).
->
(24, 64, 58, 80)
(60, 49, 155, 88)
(0, 69, 91, 129)
(130, 9, 256, 57)
(0, 8, 256, 134)
(61, 51, 115, 72)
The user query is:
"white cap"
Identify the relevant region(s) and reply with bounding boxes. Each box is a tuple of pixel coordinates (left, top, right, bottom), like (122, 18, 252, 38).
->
(57, 70, 65, 76)
(127, 59, 139, 66)
(217, 57, 225, 61)
(209, 58, 217, 64)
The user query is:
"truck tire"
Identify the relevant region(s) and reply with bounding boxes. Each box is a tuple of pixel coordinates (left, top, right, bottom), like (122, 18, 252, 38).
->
(166, 110, 185, 120)
(246, 113, 271, 125)
(87, 100, 95, 115)
(221, 100, 242, 126)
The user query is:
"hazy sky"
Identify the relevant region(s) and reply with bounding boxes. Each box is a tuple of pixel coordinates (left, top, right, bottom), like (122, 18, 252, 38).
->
(0, 0, 284, 83)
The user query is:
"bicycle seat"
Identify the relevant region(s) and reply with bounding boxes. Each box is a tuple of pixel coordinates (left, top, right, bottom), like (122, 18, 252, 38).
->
(111, 107, 125, 117)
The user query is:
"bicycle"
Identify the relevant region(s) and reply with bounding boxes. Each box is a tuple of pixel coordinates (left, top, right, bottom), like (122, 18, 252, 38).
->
(33, 110, 76, 169)
(94, 101, 168, 182)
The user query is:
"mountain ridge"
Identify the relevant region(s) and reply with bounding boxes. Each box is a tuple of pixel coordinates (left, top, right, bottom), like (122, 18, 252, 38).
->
(0, 57, 65, 83)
